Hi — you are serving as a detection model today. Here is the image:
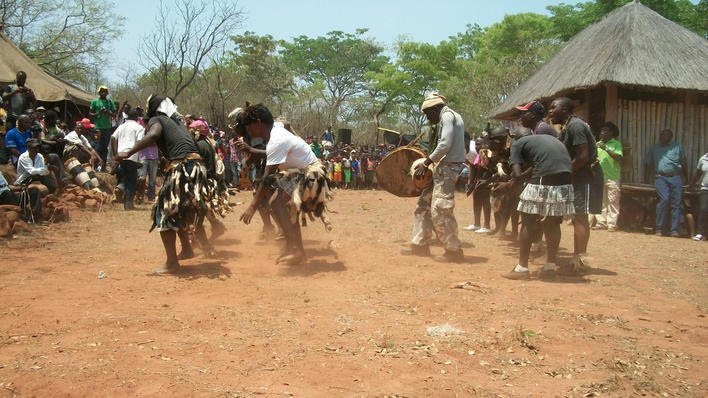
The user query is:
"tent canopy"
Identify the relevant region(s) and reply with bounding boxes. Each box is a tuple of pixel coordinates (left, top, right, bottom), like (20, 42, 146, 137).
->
(0, 32, 94, 106)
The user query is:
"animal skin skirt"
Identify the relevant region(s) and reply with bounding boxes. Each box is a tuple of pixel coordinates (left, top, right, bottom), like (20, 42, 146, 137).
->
(151, 158, 229, 232)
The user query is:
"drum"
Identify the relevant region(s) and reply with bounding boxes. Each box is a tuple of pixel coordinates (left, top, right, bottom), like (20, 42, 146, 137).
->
(82, 163, 100, 188)
(64, 157, 91, 188)
(375, 146, 430, 197)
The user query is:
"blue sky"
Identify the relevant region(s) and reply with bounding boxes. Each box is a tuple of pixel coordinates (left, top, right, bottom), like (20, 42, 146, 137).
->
(107, 0, 566, 82)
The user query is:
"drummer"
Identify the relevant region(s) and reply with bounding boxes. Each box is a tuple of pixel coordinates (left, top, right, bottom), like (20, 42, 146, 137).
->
(63, 118, 101, 166)
(402, 93, 467, 263)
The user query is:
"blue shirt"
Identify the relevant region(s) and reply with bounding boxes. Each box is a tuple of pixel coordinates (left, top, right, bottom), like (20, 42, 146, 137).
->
(4, 127, 33, 163)
(648, 141, 686, 176)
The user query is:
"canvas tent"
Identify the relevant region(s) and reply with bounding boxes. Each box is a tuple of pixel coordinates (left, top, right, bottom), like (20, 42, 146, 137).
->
(0, 32, 93, 109)
(489, 0, 708, 183)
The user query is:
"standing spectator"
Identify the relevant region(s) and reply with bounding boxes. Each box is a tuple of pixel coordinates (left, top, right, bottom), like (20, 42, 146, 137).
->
(364, 155, 376, 189)
(227, 133, 243, 188)
(342, 153, 352, 189)
(594, 122, 623, 231)
(322, 125, 334, 145)
(402, 93, 466, 263)
(111, 109, 144, 210)
(2, 71, 36, 131)
(89, 85, 117, 169)
(350, 150, 360, 189)
(4, 114, 33, 166)
(548, 97, 603, 272)
(333, 156, 342, 187)
(689, 151, 708, 241)
(464, 137, 492, 233)
(645, 129, 688, 237)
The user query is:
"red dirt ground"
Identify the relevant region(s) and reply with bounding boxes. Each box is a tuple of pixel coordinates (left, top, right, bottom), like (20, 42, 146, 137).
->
(1, 189, 706, 397)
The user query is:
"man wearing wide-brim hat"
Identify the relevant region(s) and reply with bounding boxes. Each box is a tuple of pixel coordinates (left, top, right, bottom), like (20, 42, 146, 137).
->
(401, 93, 467, 263)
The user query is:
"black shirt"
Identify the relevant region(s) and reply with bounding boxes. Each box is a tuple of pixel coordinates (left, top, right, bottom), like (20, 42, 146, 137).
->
(148, 115, 197, 161)
(510, 134, 572, 178)
(559, 116, 597, 183)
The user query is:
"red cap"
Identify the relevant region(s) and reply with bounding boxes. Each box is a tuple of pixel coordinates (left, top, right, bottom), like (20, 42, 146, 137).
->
(514, 100, 545, 116)
(78, 118, 95, 129)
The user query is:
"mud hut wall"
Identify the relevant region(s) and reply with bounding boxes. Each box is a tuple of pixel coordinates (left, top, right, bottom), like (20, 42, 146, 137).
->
(616, 97, 706, 184)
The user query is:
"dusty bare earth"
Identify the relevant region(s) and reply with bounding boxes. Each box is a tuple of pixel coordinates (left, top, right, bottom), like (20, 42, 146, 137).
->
(1, 189, 706, 397)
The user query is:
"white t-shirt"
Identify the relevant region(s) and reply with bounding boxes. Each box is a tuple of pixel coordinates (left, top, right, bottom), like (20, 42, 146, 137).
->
(112, 120, 145, 162)
(266, 124, 317, 169)
(65, 131, 92, 148)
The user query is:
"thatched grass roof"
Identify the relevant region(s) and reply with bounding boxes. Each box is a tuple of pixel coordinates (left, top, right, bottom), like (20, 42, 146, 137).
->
(489, 0, 708, 119)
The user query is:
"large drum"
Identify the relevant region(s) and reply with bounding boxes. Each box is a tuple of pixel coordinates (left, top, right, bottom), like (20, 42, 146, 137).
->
(375, 146, 431, 197)
(82, 163, 100, 189)
(64, 157, 92, 188)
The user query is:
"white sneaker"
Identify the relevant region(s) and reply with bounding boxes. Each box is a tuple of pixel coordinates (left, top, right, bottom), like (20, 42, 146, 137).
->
(693, 234, 705, 241)
(463, 224, 478, 231)
(475, 227, 491, 233)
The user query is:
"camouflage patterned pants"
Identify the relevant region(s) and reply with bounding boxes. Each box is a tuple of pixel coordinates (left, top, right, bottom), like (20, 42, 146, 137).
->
(411, 163, 462, 251)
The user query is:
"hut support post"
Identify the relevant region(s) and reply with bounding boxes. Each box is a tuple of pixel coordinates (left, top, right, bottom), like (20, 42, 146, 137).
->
(605, 82, 618, 124)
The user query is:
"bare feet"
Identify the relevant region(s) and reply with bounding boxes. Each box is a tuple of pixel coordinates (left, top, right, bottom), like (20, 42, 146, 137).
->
(276, 250, 305, 265)
(211, 222, 226, 240)
(153, 261, 180, 274)
(177, 250, 194, 260)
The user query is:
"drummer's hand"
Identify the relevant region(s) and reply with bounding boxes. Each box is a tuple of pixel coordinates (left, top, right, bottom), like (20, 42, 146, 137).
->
(414, 162, 428, 177)
(240, 204, 256, 225)
(114, 152, 128, 162)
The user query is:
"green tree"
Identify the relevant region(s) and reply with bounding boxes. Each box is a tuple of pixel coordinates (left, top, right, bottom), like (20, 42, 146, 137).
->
(548, 0, 707, 41)
(0, 0, 124, 88)
(281, 29, 387, 128)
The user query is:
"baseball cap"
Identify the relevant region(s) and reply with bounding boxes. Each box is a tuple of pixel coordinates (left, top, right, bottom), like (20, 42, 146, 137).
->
(78, 118, 95, 129)
(514, 100, 545, 116)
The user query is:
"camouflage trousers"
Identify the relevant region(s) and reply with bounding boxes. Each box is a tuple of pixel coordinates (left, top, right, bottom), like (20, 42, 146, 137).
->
(411, 163, 463, 251)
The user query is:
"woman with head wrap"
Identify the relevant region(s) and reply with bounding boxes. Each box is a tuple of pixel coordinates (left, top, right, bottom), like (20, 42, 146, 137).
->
(115, 95, 229, 273)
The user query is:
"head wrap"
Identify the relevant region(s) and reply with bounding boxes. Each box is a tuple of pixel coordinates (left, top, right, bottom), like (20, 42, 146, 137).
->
(97, 85, 109, 94)
(189, 119, 210, 136)
(146, 95, 179, 119)
(420, 93, 447, 112)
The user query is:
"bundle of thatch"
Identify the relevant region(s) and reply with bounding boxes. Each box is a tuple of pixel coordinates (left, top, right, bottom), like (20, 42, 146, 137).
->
(57, 185, 111, 212)
(0, 204, 28, 237)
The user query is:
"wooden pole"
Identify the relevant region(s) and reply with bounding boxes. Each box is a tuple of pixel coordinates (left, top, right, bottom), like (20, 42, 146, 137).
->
(604, 82, 619, 125)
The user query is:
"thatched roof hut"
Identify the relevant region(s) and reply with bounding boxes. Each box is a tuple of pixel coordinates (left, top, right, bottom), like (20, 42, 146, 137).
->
(490, 0, 708, 183)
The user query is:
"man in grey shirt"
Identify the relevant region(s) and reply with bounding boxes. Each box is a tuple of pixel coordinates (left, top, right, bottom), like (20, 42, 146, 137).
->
(402, 93, 466, 263)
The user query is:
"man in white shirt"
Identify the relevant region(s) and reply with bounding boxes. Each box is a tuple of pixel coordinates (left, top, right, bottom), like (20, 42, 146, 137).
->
(111, 109, 145, 209)
(63, 118, 101, 166)
(239, 104, 329, 265)
(15, 139, 56, 193)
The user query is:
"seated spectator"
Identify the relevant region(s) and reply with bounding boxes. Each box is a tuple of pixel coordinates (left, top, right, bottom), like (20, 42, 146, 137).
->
(0, 170, 43, 223)
(15, 139, 57, 193)
(63, 118, 101, 166)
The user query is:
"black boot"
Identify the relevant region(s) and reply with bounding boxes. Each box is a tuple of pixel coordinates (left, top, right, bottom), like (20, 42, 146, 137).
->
(433, 249, 464, 263)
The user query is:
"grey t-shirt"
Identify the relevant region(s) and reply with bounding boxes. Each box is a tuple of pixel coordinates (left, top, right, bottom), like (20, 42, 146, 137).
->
(4, 84, 34, 117)
(560, 116, 597, 183)
(428, 106, 466, 163)
(510, 134, 572, 178)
